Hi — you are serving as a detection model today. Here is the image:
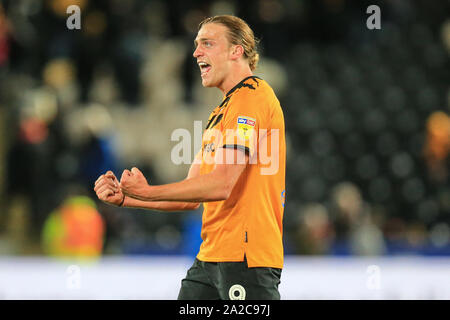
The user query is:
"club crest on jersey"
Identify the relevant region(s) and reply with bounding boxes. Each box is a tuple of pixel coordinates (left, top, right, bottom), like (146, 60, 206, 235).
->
(237, 116, 256, 140)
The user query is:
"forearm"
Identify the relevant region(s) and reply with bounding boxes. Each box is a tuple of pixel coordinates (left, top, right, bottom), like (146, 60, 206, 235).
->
(121, 149, 247, 203)
(123, 196, 200, 212)
(135, 171, 230, 203)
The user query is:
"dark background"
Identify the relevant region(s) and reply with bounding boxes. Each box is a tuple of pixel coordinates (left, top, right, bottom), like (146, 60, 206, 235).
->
(0, 0, 449, 258)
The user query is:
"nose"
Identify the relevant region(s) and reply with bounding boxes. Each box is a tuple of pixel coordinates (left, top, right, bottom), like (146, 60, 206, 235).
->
(193, 45, 202, 58)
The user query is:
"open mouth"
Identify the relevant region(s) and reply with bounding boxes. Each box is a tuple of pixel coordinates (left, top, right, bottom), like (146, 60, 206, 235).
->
(198, 62, 212, 76)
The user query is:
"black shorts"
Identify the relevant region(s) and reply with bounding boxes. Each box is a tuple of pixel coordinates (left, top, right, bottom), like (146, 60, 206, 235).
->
(177, 257, 282, 300)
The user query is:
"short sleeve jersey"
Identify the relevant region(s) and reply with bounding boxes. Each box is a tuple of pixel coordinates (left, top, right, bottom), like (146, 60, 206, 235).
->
(197, 76, 286, 269)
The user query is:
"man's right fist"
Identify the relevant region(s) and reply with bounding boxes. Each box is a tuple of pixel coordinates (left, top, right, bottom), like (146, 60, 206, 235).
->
(94, 171, 125, 207)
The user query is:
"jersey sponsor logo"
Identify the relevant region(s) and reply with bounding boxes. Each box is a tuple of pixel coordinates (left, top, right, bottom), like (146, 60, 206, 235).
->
(203, 142, 215, 153)
(237, 117, 255, 126)
(237, 116, 256, 141)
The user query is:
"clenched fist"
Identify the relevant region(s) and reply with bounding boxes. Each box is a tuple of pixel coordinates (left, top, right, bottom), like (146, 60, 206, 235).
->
(94, 171, 125, 207)
(120, 167, 150, 200)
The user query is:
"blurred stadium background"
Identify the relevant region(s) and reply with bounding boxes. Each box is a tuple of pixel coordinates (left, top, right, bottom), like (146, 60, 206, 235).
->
(0, 0, 449, 299)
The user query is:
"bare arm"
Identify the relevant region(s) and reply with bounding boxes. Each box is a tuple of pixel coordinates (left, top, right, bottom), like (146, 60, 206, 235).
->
(121, 148, 248, 203)
(122, 151, 203, 211)
(94, 151, 203, 212)
(122, 198, 200, 211)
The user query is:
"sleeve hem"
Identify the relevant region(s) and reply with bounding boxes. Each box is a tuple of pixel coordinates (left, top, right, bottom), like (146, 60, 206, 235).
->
(222, 144, 250, 155)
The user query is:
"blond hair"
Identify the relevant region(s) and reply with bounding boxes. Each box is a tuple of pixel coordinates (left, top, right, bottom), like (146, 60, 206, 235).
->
(199, 15, 260, 71)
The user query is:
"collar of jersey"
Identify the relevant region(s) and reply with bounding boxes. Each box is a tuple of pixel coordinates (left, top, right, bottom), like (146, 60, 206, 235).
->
(225, 75, 261, 97)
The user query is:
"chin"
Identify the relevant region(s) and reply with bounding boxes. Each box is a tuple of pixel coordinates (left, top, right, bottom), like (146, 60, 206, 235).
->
(201, 78, 214, 88)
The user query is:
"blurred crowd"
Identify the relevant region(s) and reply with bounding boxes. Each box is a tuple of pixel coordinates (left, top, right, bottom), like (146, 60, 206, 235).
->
(0, 0, 448, 257)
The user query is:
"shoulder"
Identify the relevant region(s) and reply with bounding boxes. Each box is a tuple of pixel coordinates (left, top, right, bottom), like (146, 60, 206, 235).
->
(223, 78, 282, 128)
(229, 77, 277, 109)
(233, 77, 273, 96)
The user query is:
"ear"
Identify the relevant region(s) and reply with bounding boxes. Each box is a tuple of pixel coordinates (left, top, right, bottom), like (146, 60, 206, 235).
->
(230, 45, 245, 60)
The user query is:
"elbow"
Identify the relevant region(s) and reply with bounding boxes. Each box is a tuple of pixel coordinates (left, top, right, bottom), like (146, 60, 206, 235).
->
(183, 202, 201, 211)
(209, 167, 237, 201)
(223, 184, 233, 200)
(215, 182, 232, 201)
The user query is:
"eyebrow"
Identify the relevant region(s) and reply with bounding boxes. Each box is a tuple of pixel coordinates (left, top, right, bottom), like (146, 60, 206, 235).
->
(194, 37, 213, 47)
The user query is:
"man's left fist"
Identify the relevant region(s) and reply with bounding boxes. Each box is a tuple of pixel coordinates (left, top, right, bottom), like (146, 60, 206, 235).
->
(120, 167, 149, 199)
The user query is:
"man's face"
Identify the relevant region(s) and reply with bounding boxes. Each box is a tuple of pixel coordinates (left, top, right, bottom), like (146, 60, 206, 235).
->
(193, 23, 233, 88)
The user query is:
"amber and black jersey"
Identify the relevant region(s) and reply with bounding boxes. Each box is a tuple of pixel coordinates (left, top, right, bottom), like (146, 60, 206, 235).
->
(197, 76, 286, 269)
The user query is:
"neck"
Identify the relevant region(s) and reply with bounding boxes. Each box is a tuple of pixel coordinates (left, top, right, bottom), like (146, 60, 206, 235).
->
(218, 65, 253, 95)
